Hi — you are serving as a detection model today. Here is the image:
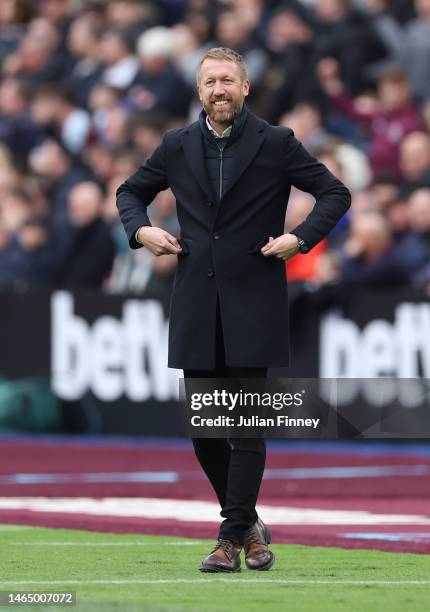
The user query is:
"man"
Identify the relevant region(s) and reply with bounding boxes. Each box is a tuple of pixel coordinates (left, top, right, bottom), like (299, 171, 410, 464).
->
(116, 47, 351, 572)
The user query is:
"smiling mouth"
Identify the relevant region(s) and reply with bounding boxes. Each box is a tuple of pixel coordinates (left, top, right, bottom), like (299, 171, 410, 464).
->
(212, 100, 231, 107)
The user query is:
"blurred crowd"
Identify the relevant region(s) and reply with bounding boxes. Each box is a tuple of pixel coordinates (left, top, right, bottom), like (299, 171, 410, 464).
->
(1, 0, 430, 298)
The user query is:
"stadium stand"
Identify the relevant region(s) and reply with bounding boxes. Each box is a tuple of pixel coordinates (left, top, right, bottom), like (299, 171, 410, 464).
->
(0, 0, 429, 296)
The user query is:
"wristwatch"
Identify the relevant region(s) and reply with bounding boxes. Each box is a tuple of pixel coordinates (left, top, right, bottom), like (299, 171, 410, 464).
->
(135, 228, 144, 246)
(296, 236, 310, 254)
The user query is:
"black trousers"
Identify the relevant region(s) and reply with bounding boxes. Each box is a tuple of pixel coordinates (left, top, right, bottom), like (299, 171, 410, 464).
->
(184, 300, 267, 544)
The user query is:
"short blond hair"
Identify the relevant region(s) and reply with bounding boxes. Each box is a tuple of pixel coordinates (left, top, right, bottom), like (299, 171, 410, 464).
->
(197, 47, 247, 83)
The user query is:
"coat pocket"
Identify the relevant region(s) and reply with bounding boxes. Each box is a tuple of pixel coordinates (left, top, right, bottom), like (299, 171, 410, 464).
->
(178, 237, 193, 255)
(249, 235, 273, 254)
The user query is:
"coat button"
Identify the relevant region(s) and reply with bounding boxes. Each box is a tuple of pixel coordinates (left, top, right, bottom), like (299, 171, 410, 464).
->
(207, 269, 214, 277)
(213, 232, 220, 239)
(207, 201, 213, 207)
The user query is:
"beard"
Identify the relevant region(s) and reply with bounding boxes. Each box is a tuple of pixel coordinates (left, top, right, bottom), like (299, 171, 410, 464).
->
(203, 96, 244, 126)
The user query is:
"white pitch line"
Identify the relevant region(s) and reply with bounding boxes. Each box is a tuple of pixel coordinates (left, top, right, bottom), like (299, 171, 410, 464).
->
(1, 497, 429, 525)
(0, 579, 429, 586)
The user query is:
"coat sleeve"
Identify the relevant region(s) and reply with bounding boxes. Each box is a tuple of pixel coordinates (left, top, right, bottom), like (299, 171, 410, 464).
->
(116, 138, 169, 249)
(283, 130, 351, 250)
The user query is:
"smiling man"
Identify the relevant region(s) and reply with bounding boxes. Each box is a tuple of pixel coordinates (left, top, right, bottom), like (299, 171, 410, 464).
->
(116, 47, 351, 573)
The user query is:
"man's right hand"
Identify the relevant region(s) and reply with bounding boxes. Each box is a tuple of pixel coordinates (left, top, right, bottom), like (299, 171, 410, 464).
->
(137, 226, 182, 256)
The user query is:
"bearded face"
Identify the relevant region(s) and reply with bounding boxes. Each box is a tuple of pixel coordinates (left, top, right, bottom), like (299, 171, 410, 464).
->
(198, 58, 249, 129)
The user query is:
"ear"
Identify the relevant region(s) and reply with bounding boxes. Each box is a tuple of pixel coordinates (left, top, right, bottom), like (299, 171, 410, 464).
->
(243, 79, 250, 97)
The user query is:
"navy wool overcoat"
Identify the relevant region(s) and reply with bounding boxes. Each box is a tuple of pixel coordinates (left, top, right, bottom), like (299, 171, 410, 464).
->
(116, 111, 351, 369)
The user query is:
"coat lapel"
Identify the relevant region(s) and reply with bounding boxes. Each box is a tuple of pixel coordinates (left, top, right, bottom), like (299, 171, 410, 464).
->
(221, 113, 266, 200)
(181, 124, 213, 202)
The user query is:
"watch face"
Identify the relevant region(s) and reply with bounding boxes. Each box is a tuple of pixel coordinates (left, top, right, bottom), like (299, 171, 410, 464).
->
(298, 239, 309, 253)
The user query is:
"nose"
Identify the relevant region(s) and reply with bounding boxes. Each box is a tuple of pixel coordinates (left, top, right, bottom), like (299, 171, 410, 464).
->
(213, 80, 226, 96)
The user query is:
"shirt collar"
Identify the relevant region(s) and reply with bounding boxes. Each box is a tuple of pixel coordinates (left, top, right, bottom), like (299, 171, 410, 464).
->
(205, 115, 232, 138)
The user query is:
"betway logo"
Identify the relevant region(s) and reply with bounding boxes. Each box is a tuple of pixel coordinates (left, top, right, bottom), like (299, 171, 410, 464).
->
(321, 303, 430, 378)
(320, 303, 430, 408)
(51, 291, 179, 401)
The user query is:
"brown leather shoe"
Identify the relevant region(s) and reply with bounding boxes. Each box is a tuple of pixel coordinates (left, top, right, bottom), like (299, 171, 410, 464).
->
(243, 518, 275, 570)
(200, 538, 242, 573)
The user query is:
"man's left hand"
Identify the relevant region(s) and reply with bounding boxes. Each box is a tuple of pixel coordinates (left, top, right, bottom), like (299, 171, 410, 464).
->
(261, 234, 300, 261)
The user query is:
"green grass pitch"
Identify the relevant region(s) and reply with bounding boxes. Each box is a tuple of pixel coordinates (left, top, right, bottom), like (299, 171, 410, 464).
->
(1, 525, 430, 611)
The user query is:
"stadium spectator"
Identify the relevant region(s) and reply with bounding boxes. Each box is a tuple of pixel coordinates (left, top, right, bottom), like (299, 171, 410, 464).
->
(408, 187, 430, 295)
(367, 176, 400, 212)
(101, 106, 130, 147)
(88, 82, 122, 140)
(408, 188, 430, 255)
(215, 5, 268, 85)
(83, 142, 116, 185)
(0, 0, 35, 63)
(106, 0, 157, 44)
(263, 5, 318, 122)
(279, 103, 331, 153)
(30, 84, 92, 155)
(368, 0, 430, 102)
(55, 181, 115, 287)
(112, 148, 143, 180)
(0, 190, 57, 288)
(183, 6, 214, 49)
(66, 14, 104, 108)
(38, 0, 73, 29)
(171, 23, 209, 86)
(0, 220, 8, 250)
(0, 77, 42, 163)
(398, 132, 430, 191)
(313, 145, 345, 182)
(332, 142, 371, 194)
(28, 139, 91, 231)
(0, 189, 31, 236)
(313, 0, 385, 95)
(340, 210, 427, 285)
(14, 216, 56, 287)
(99, 28, 139, 90)
(130, 26, 193, 117)
(0, 144, 20, 195)
(318, 59, 423, 178)
(2, 16, 72, 85)
(128, 110, 166, 156)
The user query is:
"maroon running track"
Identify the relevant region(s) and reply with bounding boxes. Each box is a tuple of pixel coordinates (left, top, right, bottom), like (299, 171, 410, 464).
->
(1, 439, 430, 554)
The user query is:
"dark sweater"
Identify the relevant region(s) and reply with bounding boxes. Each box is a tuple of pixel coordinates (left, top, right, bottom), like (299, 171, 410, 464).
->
(198, 105, 248, 204)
